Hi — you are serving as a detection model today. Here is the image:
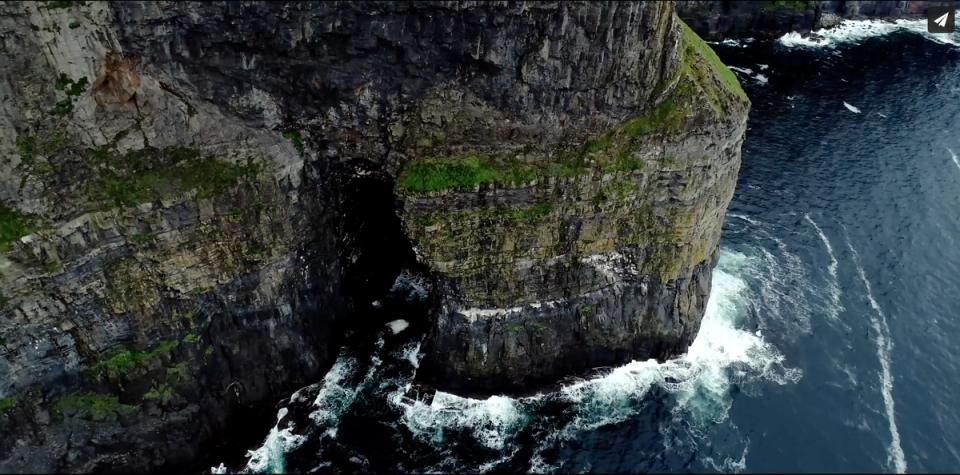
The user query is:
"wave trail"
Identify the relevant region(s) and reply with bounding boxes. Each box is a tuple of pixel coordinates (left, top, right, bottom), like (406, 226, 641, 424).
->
(845, 235, 907, 474)
(804, 215, 844, 320)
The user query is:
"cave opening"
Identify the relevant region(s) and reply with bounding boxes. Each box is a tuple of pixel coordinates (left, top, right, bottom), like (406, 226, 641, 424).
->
(336, 167, 435, 346)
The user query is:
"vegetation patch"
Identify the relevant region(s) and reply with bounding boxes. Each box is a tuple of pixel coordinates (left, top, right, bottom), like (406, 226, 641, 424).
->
(0, 203, 34, 252)
(129, 233, 155, 244)
(282, 130, 305, 154)
(143, 383, 175, 405)
(52, 392, 135, 421)
(677, 19, 748, 110)
(0, 396, 16, 412)
(182, 333, 201, 344)
(506, 321, 547, 334)
(91, 340, 179, 379)
(84, 146, 260, 207)
(16, 133, 64, 173)
(622, 99, 686, 137)
(50, 74, 89, 116)
(397, 152, 536, 193)
(165, 362, 190, 383)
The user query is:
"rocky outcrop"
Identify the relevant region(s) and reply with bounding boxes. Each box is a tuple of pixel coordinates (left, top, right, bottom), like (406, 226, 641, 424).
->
(399, 8, 749, 394)
(0, 1, 747, 471)
(678, 0, 959, 40)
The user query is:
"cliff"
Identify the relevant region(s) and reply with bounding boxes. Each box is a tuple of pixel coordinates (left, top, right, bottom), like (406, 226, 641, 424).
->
(0, 1, 747, 471)
(677, 0, 960, 40)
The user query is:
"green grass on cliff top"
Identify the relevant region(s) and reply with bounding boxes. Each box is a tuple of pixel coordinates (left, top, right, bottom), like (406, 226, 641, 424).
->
(0, 204, 33, 252)
(678, 18, 747, 103)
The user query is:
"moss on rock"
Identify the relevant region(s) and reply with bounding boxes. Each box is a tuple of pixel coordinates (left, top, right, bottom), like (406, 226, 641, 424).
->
(52, 392, 136, 421)
(0, 203, 34, 252)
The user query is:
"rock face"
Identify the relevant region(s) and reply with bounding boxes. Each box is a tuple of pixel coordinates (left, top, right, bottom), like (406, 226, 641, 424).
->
(0, 1, 747, 471)
(677, 0, 959, 40)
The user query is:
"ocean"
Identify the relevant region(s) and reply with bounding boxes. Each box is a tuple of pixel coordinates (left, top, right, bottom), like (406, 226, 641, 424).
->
(210, 17, 960, 474)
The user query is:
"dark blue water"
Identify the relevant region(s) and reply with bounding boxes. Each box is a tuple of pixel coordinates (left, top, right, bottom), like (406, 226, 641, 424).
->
(214, 21, 960, 474)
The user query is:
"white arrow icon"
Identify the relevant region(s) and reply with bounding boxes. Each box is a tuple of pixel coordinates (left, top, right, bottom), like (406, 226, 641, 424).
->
(934, 11, 950, 28)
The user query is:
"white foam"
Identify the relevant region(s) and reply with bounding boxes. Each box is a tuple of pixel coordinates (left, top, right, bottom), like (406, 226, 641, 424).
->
(948, 147, 960, 172)
(804, 215, 844, 320)
(397, 392, 527, 451)
(387, 319, 410, 334)
(396, 341, 422, 368)
(844, 101, 862, 114)
(558, 250, 801, 432)
(709, 38, 751, 48)
(728, 66, 754, 75)
(845, 238, 907, 474)
(308, 355, 361, 430)
(778, 15, 960, 49)
(242, 408, 307, 474)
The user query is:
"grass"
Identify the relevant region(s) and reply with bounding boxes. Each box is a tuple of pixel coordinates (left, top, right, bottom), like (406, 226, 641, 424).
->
(166, 362, 190, 383)
(143, 383, 175, 405)
(0, 397, 16, 412)
(622, 99, 686, 137)
(91, 340, 179, 378)
(52, 392, 136, 420)
(16, 133, 65, 169)
(0, 203, 34, 252)
(50, 74, 88, 116)
(182, 333, 201, 344)
(130, 233, 155, 244)
(397, 152, 536, 193)
(282, 131, 305, 154)
(85, 147, 260, 207)
(677, 19, 748, 105)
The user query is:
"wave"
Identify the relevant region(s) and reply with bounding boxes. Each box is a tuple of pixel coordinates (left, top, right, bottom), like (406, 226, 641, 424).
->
(388, 250, 799, 473)
(844, 236, 907, 474)
(222, 249, 801, 473)
(804, 214, 844, 321)
(949, 147, 960, 172)
(239, 408, 307, 474)
(778, 15, 960, 49)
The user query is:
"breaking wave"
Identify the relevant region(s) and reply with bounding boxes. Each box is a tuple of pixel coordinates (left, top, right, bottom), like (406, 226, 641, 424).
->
(778, 15, 960, 49)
